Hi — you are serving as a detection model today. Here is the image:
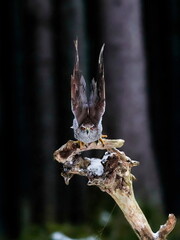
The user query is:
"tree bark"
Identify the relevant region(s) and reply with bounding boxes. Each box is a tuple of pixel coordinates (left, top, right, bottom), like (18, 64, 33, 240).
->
(99, 0, 161, 203)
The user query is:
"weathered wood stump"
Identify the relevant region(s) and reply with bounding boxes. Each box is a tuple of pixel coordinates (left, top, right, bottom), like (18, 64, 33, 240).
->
(54, 139, 176, 240)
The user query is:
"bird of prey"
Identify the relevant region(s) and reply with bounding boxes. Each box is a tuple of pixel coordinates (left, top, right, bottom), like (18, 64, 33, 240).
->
(71, 40, 106, 145)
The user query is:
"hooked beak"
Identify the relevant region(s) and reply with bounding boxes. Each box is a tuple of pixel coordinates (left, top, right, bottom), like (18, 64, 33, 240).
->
(86, 128, 90, 134)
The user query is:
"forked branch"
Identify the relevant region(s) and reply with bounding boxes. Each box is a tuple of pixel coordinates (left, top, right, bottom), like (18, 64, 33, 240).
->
(54, 139, 176, 240)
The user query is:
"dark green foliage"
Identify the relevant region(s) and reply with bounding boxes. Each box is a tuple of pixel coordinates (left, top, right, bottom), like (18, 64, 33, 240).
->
(18, 204, 180, 240)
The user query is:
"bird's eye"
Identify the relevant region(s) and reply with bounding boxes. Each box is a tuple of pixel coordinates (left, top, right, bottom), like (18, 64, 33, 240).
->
(90, 127, 95, 130)
(80, 126, 86, 131)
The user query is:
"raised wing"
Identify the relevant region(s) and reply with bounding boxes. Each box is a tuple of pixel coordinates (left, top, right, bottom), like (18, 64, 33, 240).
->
(71, 40, 88, 126)
(89, 44, 106, 125)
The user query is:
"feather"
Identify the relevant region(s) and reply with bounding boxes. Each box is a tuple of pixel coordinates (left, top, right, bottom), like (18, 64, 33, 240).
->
(89, 44, 106, 125)
(71, 40, 88, 126)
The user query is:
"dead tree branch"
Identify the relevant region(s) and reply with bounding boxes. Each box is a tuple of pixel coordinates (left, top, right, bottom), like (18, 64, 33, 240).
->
(54, 139, 176, 240)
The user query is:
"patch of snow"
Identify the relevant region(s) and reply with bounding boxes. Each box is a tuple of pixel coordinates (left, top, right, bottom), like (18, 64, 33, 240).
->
(51, 232, 72, 240)
(87, 158, 104, 176)
(50, 232, 97, 240)
(101, 152, 115, 164)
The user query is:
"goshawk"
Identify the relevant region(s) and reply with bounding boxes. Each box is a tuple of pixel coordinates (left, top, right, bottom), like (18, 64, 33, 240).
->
(71, 41, 106, 145)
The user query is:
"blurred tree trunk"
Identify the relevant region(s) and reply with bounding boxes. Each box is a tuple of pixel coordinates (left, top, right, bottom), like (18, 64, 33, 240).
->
(53, 0, 88, 223)
(142, 1, 180, 216)
(25, 0, 89, 224)
(100, 0, 161, 204)
(25, 0, 57, 222)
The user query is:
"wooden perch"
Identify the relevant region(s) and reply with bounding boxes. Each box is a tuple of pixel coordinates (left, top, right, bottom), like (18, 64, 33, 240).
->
(54, 139, 176, 240)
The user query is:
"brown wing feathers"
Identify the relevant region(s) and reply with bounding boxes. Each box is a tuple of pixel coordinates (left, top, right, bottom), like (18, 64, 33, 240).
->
(71, 41, 105, 126)
(71, 40, 88, 125)
(89, 44, 106, 125)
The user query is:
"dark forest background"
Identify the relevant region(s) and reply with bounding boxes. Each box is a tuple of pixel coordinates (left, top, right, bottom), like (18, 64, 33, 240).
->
(0, 0, 180, 239)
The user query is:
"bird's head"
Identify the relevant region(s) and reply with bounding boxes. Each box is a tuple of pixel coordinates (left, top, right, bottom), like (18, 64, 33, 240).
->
(72, 119, 102, 144)
(80, 123, 95, 135)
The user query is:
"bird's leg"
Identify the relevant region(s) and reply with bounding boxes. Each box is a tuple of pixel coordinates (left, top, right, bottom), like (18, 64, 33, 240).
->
(79, 141, 86, 149)
(73, 140, 86, 149)
(99, 134, 108, 146)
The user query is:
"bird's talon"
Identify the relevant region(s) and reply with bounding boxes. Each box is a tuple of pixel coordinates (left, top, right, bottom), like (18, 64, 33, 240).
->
(73, 140, 79, 145)
(73, 140, 85, 149)
(98, 134, 108, 146)
(101, 134, 107, 138)
(99, 138, 105, 146)
(79, 141, 85, 149)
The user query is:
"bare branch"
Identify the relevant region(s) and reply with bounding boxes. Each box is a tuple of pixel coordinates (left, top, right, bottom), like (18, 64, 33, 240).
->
(154, 214, 176, 240)
(54, 139, 125, 163)
(54, 139, 176, 240)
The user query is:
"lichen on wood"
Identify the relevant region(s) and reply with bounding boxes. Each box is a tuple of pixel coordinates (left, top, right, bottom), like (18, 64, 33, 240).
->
(54, 139, 176, 240)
